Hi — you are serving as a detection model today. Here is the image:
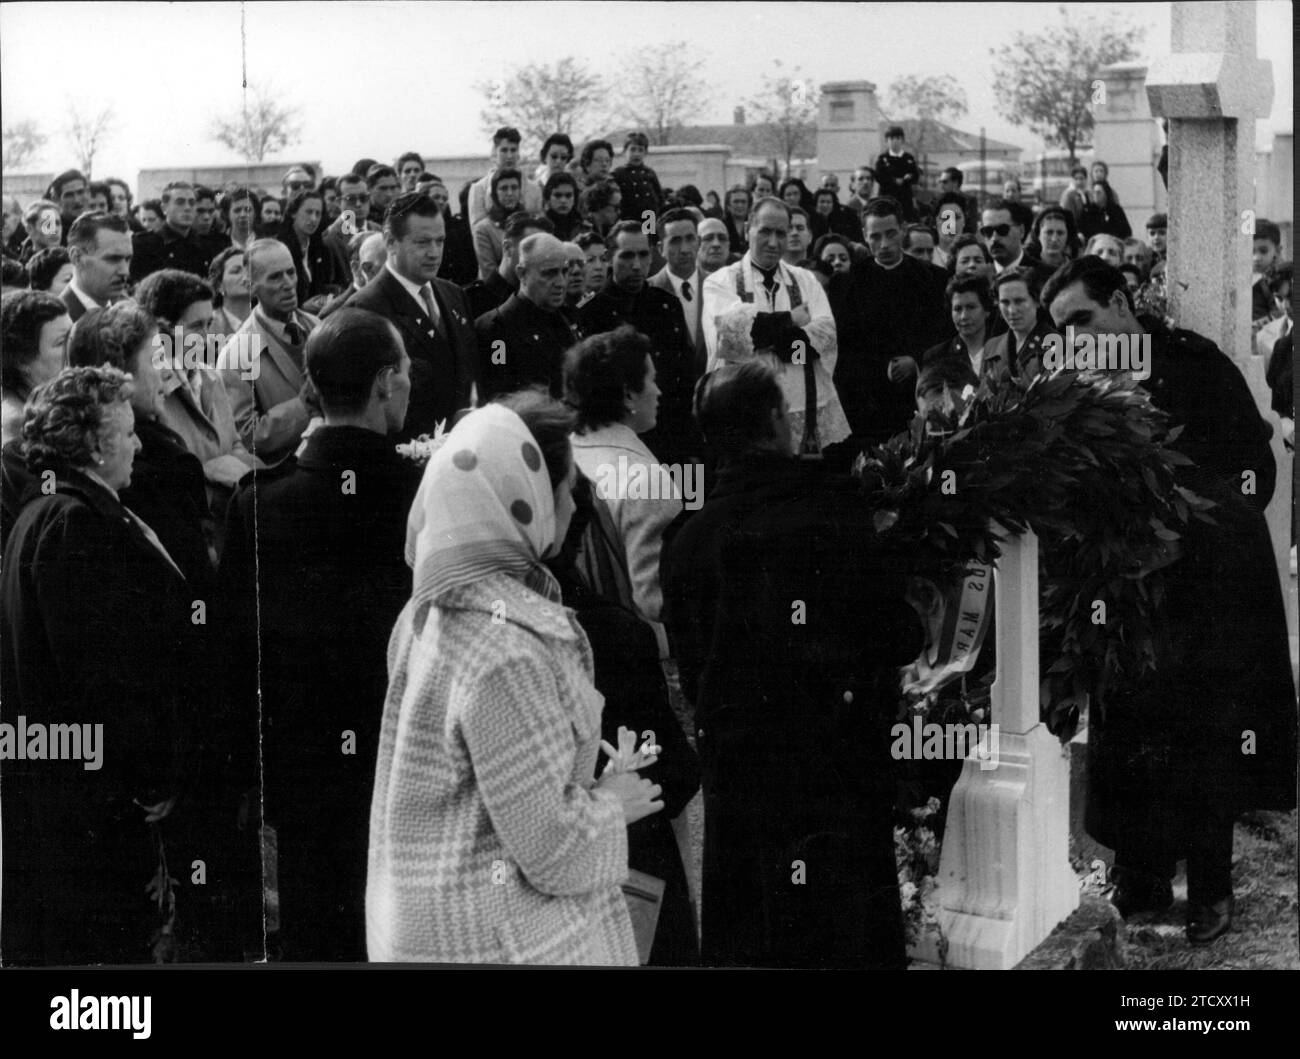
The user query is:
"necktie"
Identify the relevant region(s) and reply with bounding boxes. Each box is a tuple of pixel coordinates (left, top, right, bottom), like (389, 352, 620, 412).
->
(420, 285, 441, 331)
(757, 266, 779, 301)
(284, 319, 304, 346)
(681, 279, 692, 302)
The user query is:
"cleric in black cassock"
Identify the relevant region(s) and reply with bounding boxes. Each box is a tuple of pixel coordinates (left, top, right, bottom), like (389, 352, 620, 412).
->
(663, 360, 923, 968)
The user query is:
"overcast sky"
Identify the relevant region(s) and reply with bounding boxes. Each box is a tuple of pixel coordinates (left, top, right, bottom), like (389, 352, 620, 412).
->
(1, 1, 1291, 183)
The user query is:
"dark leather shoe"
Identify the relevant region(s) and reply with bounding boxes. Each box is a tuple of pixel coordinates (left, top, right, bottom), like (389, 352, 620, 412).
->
(1110, 871, 1174, 918)
(1186, 896, 1234, 944)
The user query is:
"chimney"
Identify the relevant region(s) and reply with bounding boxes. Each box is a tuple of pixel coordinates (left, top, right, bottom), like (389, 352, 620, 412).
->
(733, 106, 745, 126)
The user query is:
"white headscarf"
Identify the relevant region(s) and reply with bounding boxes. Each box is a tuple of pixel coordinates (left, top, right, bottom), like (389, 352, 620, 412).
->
(406, 403, 562, 607)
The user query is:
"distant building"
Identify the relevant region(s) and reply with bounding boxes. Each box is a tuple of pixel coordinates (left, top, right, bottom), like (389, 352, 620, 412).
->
(2, 172, 55, 202)
(818, 80, 1022, 195)
(135, 161, 323, 202)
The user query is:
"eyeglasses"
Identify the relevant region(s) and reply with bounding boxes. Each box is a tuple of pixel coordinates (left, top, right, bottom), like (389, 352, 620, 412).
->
(979, 224, 1013, 238)
(341, 193, 371, 205)
(286, 181, 312, 191)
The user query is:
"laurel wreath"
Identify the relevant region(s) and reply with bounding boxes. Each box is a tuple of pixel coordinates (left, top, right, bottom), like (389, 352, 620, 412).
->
(855, 366, 1218, 738)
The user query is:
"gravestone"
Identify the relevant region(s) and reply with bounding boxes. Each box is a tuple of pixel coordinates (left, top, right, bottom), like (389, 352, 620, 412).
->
(935, 531, 1079, 969)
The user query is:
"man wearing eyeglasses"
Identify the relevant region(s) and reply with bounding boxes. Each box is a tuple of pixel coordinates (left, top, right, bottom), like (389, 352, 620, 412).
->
(281, 166, 315, 200)
(130, 180, 215, 282)
(978, 199, 1055, 291)
(322, 172, 382, 278)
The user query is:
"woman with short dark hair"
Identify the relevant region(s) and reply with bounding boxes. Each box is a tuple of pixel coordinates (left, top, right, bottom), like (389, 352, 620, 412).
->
(1, 364, 199, 965)
(1, 288, 71, 446)
(543, 172, 584, 242)
(564, 326, 681, 625)
(220, 187, 260, 251)
(277, 189, 341, 305)
(26, 246, 74, 295)
(473, 167, 525, 280)
(134, 268, 259, 504)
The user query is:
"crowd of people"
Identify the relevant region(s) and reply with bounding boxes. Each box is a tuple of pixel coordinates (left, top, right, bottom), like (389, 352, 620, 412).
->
(0, 120, 1294, 968)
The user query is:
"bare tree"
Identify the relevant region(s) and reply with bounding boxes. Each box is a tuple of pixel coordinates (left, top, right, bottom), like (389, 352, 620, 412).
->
(886, 75, 969, 162)
(65, 104, 114, 176)
(990, 5, 1140, 162)
(617, 41, 711, 146)
(3, 120, 48, 171)
(210, 83, 303, 163)
(746, 62, 820, 179)
(477, 58, 605, 153)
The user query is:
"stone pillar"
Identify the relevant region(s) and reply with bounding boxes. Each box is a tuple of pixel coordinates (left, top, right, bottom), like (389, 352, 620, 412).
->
(935, 530, 1080, 969)
(1092, 62, 1166, 224)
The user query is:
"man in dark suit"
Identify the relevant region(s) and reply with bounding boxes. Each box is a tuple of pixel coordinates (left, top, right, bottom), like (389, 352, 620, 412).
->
(63, 211, 133, 323)
(348, 191, 478, 439)
(220, 308, 424, 961)
(649, 208, 708, 385)
(129, 181, 214, 283)
(579, 221, 700, 467)
(829, 196, 952, 446)
(462, 211, 553, 320)
(475, 233, 585, 400)
(980, 198, 1056, 291)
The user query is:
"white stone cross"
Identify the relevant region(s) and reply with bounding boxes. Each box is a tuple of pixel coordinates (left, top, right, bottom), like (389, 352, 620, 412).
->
(1146, 0, 1273, 357)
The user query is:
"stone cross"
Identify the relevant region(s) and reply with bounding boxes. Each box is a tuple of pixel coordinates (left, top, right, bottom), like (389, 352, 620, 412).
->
(1146, 0, 1294, 643)
(1146, 0, 1273, 354)
(934, 530, 1079, 969)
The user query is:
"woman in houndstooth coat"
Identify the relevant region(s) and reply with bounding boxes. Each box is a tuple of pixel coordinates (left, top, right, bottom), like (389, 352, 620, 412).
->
(367, 394, 661, 965)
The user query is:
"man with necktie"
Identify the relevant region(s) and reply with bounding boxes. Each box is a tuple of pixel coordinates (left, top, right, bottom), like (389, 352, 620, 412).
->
(348, 191, 478, 439)
(649, 208, 709, 389)
(217, 239, 321, 466)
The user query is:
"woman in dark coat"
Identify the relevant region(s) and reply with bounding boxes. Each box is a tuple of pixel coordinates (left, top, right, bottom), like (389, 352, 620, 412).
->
(1, 366, 197, 964)
(1088, 465, 1297, 941)
(548, 472, 701, 966)
(663, 361, 924, 967)
(68, 303, 214, 590)
(277, 189, 342, 307)
(1079, 180, 1131, 241)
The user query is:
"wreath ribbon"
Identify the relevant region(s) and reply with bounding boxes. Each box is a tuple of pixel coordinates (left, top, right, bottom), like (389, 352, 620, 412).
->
(904, 561, 994, 696)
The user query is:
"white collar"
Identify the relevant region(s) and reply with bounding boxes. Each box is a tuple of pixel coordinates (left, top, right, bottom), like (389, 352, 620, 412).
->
(665, 268, 700, 295)
(386, 260, 431, 303)
(742, 253, 787, 279)
(67, 278, 102, 310)
(996, 250, 1024, 273)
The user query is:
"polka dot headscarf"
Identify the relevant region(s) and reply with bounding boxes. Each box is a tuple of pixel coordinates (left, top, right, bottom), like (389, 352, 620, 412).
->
(406, 402, 562, 607)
